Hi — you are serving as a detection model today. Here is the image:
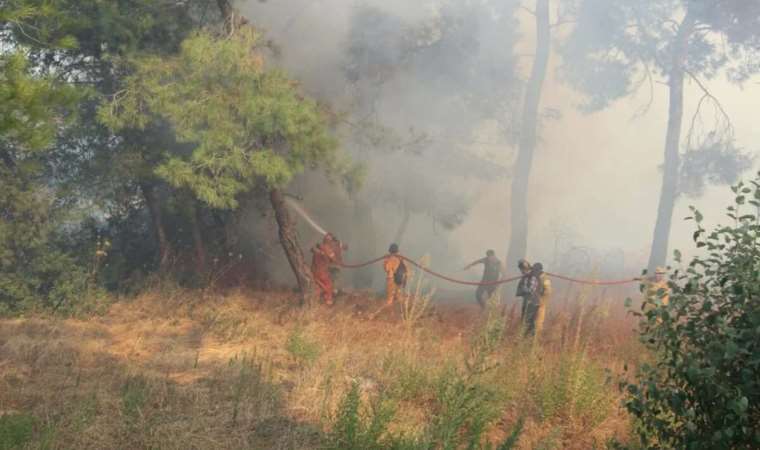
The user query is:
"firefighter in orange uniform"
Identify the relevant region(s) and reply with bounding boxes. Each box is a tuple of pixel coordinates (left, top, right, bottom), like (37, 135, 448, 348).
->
(311, 239, 337, 305)
(383, 243, 407, 305)
(323, 233, 348, 296)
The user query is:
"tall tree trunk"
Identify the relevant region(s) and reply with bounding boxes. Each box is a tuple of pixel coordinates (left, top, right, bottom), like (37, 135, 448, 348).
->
(140, 182, 172, 269)
(351, 198, 376, 289)
(270, 188, 313, 302)
(647, 13, 696, 272)
(210, 209, 237, 254)
(506, 0, 550, 272)
(215, 0, 312, 300)
(393, 207, 411, 246)
(190, 203, 207, 274)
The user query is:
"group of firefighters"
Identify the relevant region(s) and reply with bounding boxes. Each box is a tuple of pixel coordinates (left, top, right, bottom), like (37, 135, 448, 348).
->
(310, 234, 563, 336)
(309, 233, 670, 337)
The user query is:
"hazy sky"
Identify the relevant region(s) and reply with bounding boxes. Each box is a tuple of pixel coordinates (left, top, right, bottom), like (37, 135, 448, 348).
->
(242, 0, 760, 277)
(456, 51, 760, 270)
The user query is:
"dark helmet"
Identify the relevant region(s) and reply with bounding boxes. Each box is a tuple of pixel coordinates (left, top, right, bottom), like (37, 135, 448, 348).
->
(531, 262, 544, 274)
(388, 243, 399, 254)
(486, 249, 495, 257)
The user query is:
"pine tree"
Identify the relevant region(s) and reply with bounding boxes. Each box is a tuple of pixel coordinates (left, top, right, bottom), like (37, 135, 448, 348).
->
(0, 50, 84, 309)
(99, 29, 350, 300)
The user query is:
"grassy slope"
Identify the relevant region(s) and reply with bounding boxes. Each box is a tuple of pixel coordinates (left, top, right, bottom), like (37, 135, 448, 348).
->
(0, 285, 645, 449)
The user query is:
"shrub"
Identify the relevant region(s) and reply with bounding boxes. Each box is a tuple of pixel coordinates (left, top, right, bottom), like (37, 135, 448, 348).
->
(624, 174, 760, 449)
(466, 293, 506, 376)
(382, 353, 433, 401)
(535, 354, 613, 427)
(326, 376, 522, 450)
(425, 367, 503, 449)
(325, 382, 396, 450)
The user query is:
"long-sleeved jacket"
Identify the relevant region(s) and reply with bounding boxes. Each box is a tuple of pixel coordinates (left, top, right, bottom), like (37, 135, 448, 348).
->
(518, 273, 551, 302)
(384, 255, 402, 280)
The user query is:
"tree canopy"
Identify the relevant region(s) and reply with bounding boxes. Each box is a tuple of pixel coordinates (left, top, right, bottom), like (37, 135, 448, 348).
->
(100, 29, 348, 210)
(0, 50, 84, 310)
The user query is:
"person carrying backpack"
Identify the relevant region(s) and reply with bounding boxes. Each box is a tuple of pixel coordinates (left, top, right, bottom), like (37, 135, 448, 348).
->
(523, 262, 552, 337)
(383, 243, 407, 305)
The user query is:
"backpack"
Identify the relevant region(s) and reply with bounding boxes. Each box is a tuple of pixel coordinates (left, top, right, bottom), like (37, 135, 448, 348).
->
(537, 274, 547, 296)
(393, 258, 407, 286)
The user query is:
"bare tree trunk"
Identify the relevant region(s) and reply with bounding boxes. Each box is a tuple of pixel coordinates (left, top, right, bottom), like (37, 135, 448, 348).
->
(270, 188, 313, 303)
(351, 198, 376, 289)
(215, 0, 312, 301)
(190, 203, 207, 274)
(647, 13, 696, 272)
(393, 207, 411, 246)
(216, 0, 248, 34)
(140, 182, 172, 269)
(506, 0, 550, 272)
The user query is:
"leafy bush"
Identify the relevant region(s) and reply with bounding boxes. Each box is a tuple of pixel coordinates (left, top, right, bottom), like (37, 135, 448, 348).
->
(624, 174, 760, 449)
(0, 50, 88, 314)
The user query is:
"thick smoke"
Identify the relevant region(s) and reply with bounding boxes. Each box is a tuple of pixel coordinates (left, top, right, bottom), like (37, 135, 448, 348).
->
(240, 0, 760, 291)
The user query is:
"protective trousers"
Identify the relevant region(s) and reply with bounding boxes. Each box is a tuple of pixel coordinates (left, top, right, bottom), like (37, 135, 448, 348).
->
(313, 270, 333, 305)
(524, 298, 546, 337)
(386, 278, 401, 305)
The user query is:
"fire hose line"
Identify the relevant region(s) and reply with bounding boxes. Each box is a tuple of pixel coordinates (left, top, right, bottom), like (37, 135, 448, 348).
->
(337, 254, 640, 287)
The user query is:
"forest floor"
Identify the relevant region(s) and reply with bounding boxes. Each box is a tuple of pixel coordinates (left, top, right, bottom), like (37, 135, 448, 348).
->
(0, 283, 646, 449)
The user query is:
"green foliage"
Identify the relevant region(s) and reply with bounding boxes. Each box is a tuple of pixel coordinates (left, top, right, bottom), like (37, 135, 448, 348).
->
(534, 355, 613, 427)
(382, 353, 433, 401)
(562, 0, 760, 112)
(3, 0, 204, 56)
(286, 327, 321, 366)
(623, 173, 760, 449)
(498, 417, 524, 450)
(561, 0, 755, 197)
(0, 413, 36, 450)
(426, 367, 502, 449)
(326, 382, 397, 450)
(101, 29, 349, 209)
(0, 52, 81, 153)
(327, 371, 522, 450)
(466, 293, 506, 375)
(0, 51, 91, 311)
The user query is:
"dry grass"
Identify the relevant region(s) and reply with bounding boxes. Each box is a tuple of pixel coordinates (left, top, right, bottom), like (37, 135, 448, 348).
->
(0, 284, 645, 449)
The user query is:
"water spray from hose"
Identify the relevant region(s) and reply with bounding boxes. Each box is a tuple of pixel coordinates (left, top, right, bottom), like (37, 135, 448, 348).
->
(284, 197, 327, 236)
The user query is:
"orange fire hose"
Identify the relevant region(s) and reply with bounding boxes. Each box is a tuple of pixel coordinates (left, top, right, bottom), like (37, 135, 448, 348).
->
(337, 254, 640, 287)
